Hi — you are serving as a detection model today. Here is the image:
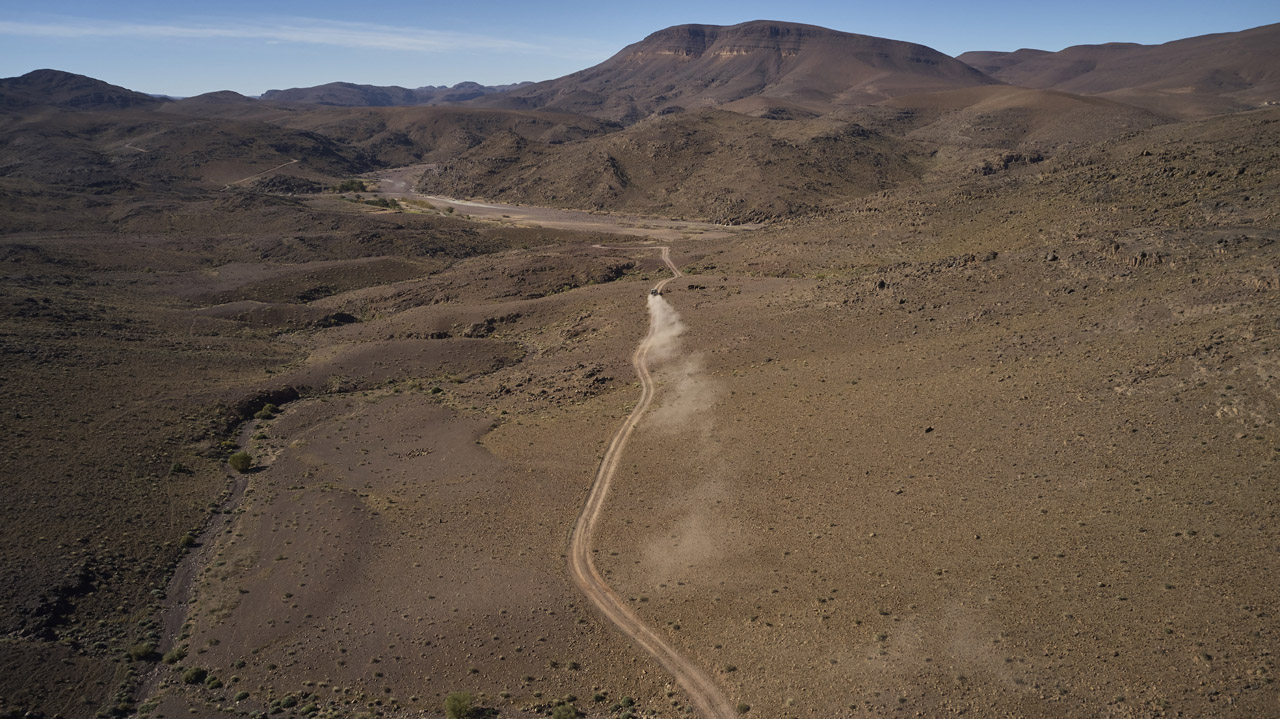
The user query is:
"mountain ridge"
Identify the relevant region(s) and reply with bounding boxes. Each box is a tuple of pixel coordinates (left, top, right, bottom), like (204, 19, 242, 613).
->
(957, 23, 1280, 117)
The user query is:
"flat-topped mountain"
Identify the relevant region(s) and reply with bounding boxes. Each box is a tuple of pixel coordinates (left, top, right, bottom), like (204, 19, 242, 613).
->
(476, 20, 1000, 122)
(958, 23, 1280, 117)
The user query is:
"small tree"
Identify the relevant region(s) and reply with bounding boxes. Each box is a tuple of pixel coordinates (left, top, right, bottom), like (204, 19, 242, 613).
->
(444, 692, 473, 719)
(228, 451, 253, 473)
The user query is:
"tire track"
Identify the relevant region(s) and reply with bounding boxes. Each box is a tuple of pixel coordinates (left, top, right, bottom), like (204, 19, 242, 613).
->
(569, 246, 736, 719)
(223, 158, 299, 189)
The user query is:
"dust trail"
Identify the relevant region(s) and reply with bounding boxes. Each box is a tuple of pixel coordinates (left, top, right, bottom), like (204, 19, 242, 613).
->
(568, 245, 736, 719)
(644, 292, 717, 431)
(646, 292, 685, 362)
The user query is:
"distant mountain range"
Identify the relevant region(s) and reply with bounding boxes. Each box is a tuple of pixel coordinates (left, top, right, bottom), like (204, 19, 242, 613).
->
(258, 80, 533, 107)
(3, 20, 1276, 123)
(958, 22, 1280, 117)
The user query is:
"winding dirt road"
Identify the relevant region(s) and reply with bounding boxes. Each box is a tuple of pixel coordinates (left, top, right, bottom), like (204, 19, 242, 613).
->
(568, 247, 736, 719)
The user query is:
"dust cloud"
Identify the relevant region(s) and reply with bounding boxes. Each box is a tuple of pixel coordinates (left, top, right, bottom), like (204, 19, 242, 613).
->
(646, 293, 715, 431)
(645, 292, 685, 362)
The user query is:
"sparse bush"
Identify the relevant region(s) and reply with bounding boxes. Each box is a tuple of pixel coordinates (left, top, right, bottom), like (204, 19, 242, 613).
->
(235, 691, 250, 701)
(178, 532, 197, 548)
(360, 197, 400, 210)
(444, 691, 473, 719)
(228, 451, 253, 473)
(332, 179, 368, 193)
(127, 642, 157, 661)
(163, 647, 186, 664)
(182, 667, 207, 684)
(551, 705, 577, 719)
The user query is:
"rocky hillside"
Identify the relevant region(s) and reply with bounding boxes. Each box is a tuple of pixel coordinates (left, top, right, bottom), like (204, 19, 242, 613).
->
(419, 109, 921, 223)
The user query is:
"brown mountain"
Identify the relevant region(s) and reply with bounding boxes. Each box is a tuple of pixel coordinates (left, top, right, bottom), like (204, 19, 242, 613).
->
(476, 20, 1000, 122)
(0, 69, 160, 111)
(958, 23, 1280, 117)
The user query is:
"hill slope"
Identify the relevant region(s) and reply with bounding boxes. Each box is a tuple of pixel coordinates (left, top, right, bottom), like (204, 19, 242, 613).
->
(477, 20, 1000, 122)
(419, 109, 921, 222)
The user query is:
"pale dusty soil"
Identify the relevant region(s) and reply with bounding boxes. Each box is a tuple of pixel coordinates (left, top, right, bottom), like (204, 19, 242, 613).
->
(596, 247, 1279, 717)
(146, 229, 1278, 719)
(140, 111, 1278, 719)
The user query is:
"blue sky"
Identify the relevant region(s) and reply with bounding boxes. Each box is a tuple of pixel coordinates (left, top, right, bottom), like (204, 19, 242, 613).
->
(0, 1, 1274, 96)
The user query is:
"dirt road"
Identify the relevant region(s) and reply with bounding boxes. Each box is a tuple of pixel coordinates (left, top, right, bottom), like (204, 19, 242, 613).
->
(568, 247, 736, 719)
(371, 165, 754, 241)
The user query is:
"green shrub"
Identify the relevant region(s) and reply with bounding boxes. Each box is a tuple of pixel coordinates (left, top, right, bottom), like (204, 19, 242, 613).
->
(228, 451, 253, 473)
(444, 691, 473, 719)
(551, 705, 577, 719)
(235, 692, 250, 702)
(181, 667, 207, 684)
(162, 647, 186, 664)
(127, 642, 156, 661)
(736, 703, 751, 714)
(333, 179, 367, 193)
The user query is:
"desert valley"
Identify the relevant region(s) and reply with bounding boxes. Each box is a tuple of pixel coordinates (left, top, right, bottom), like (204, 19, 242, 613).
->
(1, 18, 1278, 719)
